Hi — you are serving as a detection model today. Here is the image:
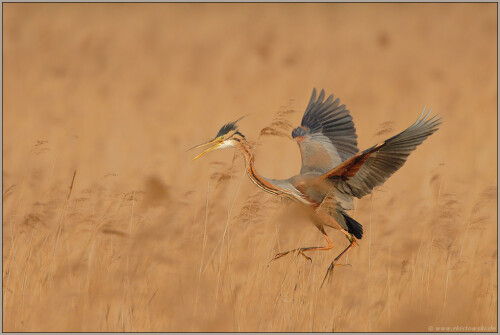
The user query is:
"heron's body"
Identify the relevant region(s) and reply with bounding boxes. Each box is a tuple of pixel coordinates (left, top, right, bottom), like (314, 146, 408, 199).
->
(191, 88, 441, 285)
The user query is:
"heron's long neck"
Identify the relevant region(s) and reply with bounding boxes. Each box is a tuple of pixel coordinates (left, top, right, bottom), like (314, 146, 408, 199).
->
(233, 138, 282, 197)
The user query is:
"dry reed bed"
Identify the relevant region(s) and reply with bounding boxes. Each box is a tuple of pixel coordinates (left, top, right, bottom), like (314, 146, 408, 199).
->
(3, 110, 497, 331)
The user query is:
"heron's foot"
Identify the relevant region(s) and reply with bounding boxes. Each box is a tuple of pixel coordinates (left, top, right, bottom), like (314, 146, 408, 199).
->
(271, 248, 313, 263)
(320, 262, 352, 288)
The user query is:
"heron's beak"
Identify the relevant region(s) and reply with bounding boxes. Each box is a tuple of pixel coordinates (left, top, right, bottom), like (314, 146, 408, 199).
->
(189, 138, 222, 161)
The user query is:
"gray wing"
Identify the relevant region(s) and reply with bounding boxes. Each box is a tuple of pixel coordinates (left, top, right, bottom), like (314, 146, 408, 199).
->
(321, 109, 442, 198)
(292, 88, 358, 175)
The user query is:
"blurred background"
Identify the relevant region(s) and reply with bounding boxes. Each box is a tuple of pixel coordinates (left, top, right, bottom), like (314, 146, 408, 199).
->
(3, 3, 497, 331)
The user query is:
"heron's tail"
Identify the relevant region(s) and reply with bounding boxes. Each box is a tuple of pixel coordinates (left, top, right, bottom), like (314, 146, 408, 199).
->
(341, 212, 363, 239)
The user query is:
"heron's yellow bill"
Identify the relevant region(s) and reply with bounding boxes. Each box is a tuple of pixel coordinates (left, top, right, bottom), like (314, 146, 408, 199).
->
(189, 138, 222, 161)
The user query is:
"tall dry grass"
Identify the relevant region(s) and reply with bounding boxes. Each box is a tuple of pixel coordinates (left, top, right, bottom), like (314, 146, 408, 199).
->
(3, 3, 497, 332)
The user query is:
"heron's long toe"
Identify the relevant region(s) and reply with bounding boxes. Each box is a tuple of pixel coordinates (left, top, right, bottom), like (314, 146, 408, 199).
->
(271, 248, 313, 263)
(271, 251, 289, 261)
(321, 263, 335, 287)
(332, 262, 352, 268)
(298, 250, 312, 262)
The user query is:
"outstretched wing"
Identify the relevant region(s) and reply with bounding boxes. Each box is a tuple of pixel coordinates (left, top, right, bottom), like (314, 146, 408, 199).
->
(319, 109, 442, 198)
(292, 88, 358, 175)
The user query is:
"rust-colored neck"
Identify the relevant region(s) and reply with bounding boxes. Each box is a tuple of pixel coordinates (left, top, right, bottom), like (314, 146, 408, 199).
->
(232, 138, 282, 197)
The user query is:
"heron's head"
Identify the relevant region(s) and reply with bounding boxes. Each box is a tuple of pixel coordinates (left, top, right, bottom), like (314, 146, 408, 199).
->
(189, 116, 247, 161)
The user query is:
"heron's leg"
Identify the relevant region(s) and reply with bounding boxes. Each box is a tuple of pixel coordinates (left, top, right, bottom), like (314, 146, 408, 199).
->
(271, 227, 333, 263)
(320, 232, 357, 287)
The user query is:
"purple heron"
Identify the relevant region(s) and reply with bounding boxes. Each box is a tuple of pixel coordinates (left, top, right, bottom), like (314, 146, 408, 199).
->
(191, 88, 441, 284)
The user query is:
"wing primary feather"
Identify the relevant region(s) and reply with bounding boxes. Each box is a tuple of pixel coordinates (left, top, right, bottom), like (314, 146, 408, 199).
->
(319, 109, 441, 198)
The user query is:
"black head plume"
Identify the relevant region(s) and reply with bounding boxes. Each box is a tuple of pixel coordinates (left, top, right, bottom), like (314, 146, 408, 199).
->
(216, 114, 248, 137)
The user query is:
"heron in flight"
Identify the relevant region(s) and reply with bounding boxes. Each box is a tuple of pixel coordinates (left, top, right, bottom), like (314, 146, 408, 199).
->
(191, 89, 441, 284)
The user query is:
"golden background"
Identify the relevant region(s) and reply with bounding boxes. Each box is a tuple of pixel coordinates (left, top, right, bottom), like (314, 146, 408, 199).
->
(3, 3, 497, 331)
